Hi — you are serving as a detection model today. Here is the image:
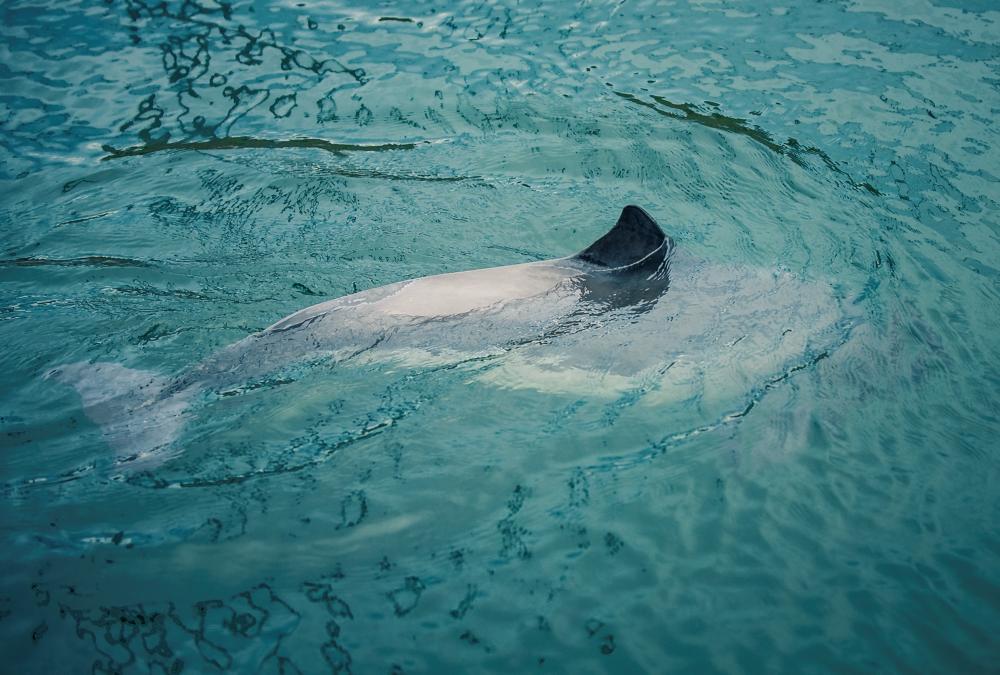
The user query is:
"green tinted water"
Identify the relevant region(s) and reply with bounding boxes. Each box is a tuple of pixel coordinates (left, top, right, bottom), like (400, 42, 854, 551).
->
(1, 0, 998, 672)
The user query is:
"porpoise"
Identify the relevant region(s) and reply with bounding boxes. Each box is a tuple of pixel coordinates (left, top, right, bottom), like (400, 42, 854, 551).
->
(52, 205, 847, 467)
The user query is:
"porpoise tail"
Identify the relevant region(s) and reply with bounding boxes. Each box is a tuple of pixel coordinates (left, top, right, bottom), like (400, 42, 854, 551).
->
(47, 362, 190, 469)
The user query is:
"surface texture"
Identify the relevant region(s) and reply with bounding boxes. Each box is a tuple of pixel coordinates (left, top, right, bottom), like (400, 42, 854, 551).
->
(1, 1, 998, 672)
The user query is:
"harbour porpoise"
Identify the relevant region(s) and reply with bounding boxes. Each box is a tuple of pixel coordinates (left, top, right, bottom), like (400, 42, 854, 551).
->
(51, 205, 847, 467)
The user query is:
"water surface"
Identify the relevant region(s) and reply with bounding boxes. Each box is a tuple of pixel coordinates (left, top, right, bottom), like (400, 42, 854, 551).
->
(1, 0, 998, 672)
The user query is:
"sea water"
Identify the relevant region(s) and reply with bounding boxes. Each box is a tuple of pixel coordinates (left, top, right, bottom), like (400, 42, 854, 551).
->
(1, 1, 998, 672)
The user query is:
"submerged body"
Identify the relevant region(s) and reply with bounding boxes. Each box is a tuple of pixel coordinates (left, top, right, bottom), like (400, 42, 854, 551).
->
(54, 206, 847, 466)
(168, 205, 673, 396)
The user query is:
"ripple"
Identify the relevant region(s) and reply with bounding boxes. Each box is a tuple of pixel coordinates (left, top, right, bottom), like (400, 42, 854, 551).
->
(1, 0, 998, 672)
(100, 136, 436, 161)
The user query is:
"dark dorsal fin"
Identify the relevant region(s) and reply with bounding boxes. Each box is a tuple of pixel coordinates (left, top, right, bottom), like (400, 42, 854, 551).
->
(574, 205, 668, 270)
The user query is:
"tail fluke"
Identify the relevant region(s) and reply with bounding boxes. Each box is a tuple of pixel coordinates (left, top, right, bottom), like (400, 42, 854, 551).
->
(48, 362, 190, 470)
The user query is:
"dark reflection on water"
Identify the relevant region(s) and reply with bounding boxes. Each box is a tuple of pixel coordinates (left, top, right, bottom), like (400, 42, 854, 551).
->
(102, 136, 426, 159)
(614, 91, 882, 196)
(1, 0, 999, 672)
(117, 0, 367, 146)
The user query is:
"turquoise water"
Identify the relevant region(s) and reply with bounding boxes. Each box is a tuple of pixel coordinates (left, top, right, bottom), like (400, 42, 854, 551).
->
(1, 0, 998, 672)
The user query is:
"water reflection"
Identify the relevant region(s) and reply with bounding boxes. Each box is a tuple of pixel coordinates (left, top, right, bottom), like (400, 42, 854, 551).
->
(1, 0, 998, 672)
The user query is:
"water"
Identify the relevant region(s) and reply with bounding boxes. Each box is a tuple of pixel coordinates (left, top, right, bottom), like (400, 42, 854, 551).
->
(1, 0, 998, 672)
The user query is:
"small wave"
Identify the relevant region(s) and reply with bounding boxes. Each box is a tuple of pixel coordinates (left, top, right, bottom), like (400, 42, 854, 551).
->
(100, 136, 435, 161)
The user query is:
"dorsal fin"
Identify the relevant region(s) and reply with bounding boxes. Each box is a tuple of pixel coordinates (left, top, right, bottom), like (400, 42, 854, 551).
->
(574, 205, 668, 270)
